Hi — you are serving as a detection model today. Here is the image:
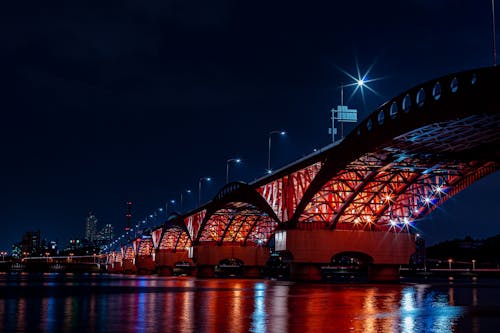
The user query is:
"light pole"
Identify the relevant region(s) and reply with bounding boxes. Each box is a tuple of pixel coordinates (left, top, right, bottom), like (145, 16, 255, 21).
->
(493, 0, 497, 66)
(198, 177, 212, 206)
(226, 158, 241, 184)
(472, 259, 476, 271)
(0, 251, 6, 261)
(448, 258, 453, 271)
(165, 199, 176, 216)
(268, 130, 286, 173)
(180, 189, 192, 211)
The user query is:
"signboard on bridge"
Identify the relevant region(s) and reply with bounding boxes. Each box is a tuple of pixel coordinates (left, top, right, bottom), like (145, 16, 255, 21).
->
(330, 105, 358, 142)
(335, 105, 357, 122)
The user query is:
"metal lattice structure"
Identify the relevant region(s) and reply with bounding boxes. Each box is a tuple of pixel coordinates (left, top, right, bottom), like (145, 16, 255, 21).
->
(195, 183, 280, 246)
(112, 66, 499, 255)
(155, 213, 193, 252)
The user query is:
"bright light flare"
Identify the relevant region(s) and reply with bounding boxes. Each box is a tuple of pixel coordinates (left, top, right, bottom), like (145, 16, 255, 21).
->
(337, 60, 384, 108)
(435, 185, 444, 193)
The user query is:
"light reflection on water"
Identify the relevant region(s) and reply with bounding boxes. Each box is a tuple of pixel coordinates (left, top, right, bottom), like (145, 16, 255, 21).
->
(1, 274, 500, 332)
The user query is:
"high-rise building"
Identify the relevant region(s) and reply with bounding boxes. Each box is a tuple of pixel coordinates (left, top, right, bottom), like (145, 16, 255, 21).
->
(18, 230, 41, 256)
(96, 223, 114, 245)
(85, 211, 98, 242)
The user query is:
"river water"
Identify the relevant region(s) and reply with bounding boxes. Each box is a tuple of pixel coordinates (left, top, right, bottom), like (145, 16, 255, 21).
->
(1, 274, 499, 332)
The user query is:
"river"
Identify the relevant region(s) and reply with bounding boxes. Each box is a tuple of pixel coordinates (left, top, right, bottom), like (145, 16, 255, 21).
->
(1, 273, 499, 332)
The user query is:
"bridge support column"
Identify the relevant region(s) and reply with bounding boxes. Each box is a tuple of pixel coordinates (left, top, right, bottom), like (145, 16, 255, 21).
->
(157, 266, 173, 276)
(194, 245, 269, 278)
(155, 249, 193, 276)
(122, 259, 137, 274)
(197, 265, 216, 278)
(275, 229, 415, 282)
(244, 266, 262, 278)
(290, 263, 322, 281)
(136, 255, 156, 275)
(368, 264, 400, 282)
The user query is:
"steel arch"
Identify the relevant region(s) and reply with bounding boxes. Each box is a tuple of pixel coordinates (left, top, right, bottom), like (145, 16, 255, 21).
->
(195, 182, 281, 245)
(157, 213, 193, 252)
(291, 66, 500, 229)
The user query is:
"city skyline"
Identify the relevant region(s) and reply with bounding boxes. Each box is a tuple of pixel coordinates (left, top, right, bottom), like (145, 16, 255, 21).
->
(2, 1, 499, 250)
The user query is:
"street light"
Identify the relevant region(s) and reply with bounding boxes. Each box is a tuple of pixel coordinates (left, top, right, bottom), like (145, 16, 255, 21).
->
(165, 199, 176, 216)
(268, 130, 286, 173)
(472, 259, 476, 271)
(226, 158, 241, 184)
(180, 189, 192, 211)
(448, 258, 453, 271)
(0, 251, 7, 261)
(198, 177, 212, 206)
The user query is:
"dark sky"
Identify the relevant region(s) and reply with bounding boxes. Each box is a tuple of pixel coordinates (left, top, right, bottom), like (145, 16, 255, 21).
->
(1, 0, 499, 250)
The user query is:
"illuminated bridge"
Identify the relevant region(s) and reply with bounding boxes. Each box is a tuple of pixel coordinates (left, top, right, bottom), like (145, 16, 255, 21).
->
(107, 66, 499, 281)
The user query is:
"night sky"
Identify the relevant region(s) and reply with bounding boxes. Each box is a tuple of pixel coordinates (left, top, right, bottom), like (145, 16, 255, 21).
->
(1, 1, 499, 251)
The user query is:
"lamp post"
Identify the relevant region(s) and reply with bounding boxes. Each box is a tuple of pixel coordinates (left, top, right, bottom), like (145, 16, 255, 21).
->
(268, 130, 286, 173)
(0, 251, 6, 261)
(180, 189, 192, 211)
(165, 200, 176, 216)
(493, 0, 497, 66)
(198, 177, 212, 206)
(448, 258, 453, 271)
(472, 259, 476, 271)
(226, 158, 241, 184)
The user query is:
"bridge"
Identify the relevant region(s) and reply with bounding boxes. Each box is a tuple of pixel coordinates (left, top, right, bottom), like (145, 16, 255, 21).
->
(105, 66, 499, 281)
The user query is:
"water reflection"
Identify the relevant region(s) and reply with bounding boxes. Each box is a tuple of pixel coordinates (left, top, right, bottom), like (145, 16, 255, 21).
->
(251, 282, 266, 333)
(0, 275, 497, 333)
